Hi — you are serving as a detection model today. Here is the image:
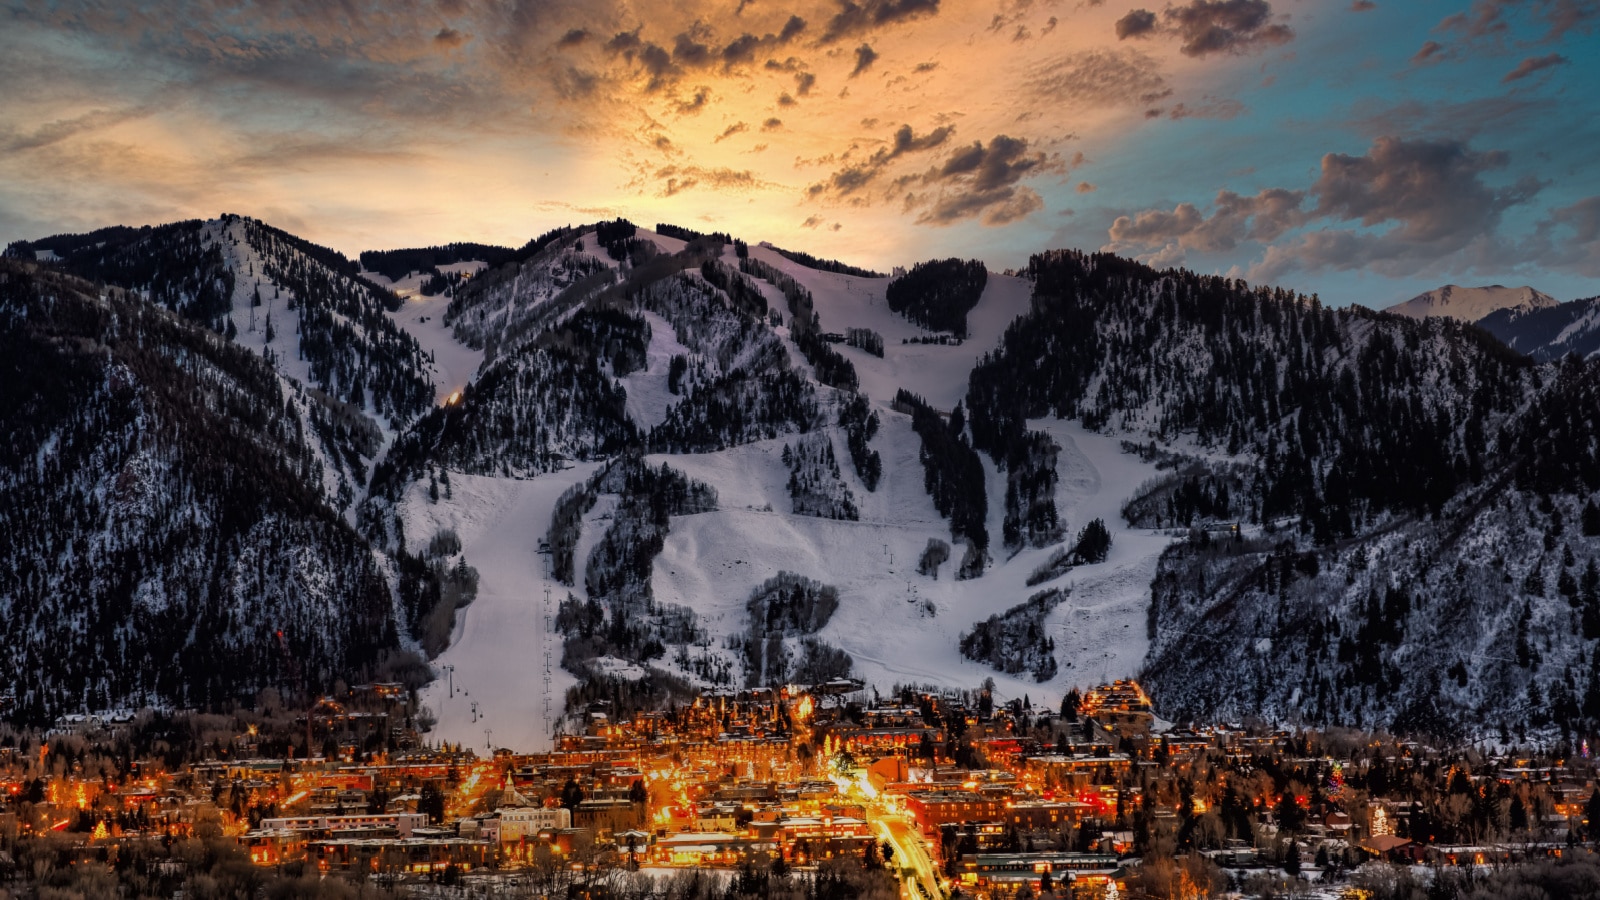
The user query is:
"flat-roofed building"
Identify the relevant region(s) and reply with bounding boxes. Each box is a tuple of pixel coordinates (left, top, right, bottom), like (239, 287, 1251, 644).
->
(260, 813, 428, 838)
(903, 791, 1005, 833)
(958, 852, 1121, 891)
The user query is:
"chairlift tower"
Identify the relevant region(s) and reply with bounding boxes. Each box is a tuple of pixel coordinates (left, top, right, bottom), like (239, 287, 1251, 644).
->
(543, 585, 554, 748)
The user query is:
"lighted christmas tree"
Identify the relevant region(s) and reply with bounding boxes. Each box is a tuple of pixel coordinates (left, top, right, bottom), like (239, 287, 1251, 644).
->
(1371, 805, 1391, 837)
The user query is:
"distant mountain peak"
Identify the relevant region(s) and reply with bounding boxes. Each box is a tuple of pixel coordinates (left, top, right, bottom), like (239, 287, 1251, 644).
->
(1384, 284, 1558, 322)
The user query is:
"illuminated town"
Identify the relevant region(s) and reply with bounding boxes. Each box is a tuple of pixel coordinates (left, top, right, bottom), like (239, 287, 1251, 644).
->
(5, 678, 1600, 898)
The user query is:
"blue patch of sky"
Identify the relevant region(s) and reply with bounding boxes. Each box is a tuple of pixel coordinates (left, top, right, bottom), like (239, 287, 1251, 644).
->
(1020, 1, 1600, 306)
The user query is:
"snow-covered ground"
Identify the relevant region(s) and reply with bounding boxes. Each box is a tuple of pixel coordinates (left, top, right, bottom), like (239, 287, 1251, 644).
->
(1027, 419, 1176, 685)
(1384, 283, 1556, 322)
(619, 310, 694, 431)
(405, 466, 598, 753)
(208, 218, 321, 394)
(198, 219, 364, 509)
(743, 244, 1032, 412)
(368, 263, 487, 403)
(648, 417, 1172, 709)
(699, 245, 1169, 702)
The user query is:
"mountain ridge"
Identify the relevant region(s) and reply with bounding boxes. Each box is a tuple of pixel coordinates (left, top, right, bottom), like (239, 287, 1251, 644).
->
(1384, 283, 1558, 322)
(7, 215, 1600, 749)
(1476, 295, 1600, 363)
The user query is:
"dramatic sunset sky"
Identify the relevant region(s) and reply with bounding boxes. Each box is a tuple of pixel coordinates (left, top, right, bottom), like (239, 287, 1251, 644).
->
(3, 0, 1598, 305)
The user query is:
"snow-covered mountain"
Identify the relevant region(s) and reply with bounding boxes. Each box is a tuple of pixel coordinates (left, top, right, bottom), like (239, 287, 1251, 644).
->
(1477, 295, 1600, 362)
(1383, 283, 1600, 364)
(380, 233, 1600, 750)
(5, 216, 440, 512)
(10, 217, 1600, 750)
(371, 225, 1167, 751)
(1384, 283, 1557, 322)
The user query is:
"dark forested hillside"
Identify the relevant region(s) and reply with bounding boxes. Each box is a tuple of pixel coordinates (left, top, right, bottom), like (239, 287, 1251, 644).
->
(1477, 296, 1600, 363)
(364, 321, 640, 516)
(886, 258, 988, 337)
(7, 221, 235, 329)
(969, 250, 1532, 543)
(0, 261, 404, 722)
(963, 249, 1600, 733)
(17, 209, 1600, 738)
(359, 242, 518, 282)
(8, 215, 435, 429)
(232, 218, 434, 424)
(896, 389, 989, 578)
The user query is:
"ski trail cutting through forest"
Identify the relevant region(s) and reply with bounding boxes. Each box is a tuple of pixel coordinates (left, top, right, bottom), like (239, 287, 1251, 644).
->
(409, 466, 598, 752)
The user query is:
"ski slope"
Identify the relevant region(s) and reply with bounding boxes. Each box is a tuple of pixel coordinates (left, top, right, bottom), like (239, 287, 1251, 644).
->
(638, 245, 1171, 707)
(744, 244, 1033, 411)
(208, 218, 321, 394)
(619, 310, 695, 431)
(648, 417, 1171, 709)
(404, 465, 598, 753)
(367, 263, 488, 403)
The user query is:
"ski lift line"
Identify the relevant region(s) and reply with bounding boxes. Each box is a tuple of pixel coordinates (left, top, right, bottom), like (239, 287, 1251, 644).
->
(1152, 627, 1523, 667)
(1152, 625, 1245, 645)
(1465, 651, 1522, 665)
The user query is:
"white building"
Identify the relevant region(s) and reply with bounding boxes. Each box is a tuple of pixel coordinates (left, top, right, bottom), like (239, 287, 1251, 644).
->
(489, 771, 571, 842)
(497, 806, 572, 842)
(258, 813, 428, 838)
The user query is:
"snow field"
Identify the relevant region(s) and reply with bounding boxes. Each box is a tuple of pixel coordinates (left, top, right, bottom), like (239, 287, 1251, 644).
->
(643, 416, 1173, 710)
(637, 246, 1173, 707)
(209, 219, 321, 396)
(744, 244, 1033, 411)
(1028, 420, 1178, 686)
(406, 465, 600, 753)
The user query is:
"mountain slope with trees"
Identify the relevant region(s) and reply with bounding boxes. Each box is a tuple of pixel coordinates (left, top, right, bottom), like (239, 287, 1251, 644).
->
(1477, 295, 1600, 363)
(0, 260, 408, 722)
(966, 249, 1600, 733)
(14, 214, 1600, 741)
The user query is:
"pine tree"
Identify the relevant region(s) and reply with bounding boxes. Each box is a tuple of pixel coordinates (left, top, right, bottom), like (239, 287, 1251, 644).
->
(1584, 572, 1600, 640)
(1071, 518, 1113, 564)
(1062, 688, 1081, 721)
